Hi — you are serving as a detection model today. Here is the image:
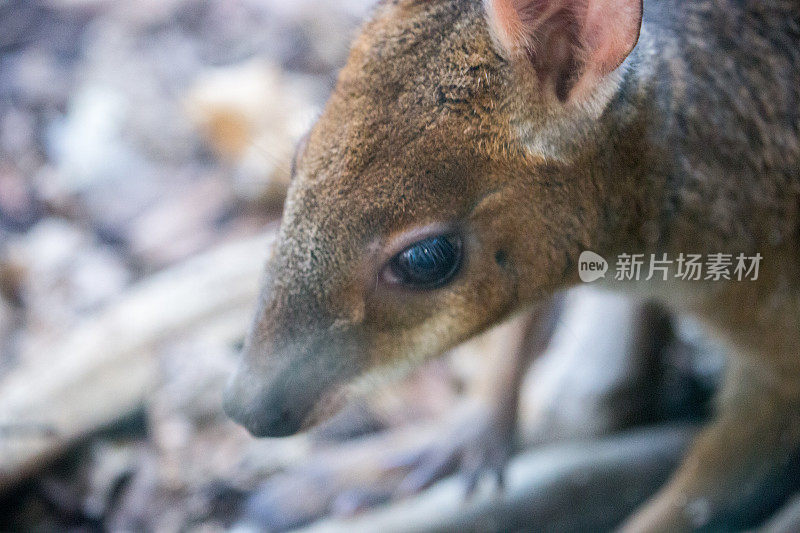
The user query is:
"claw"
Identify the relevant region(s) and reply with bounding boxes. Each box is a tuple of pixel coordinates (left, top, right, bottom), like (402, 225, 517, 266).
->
(463, 445, 509, 496)
(391, 411, 515, 501)
(332, 488, 392, 516)
(396, 449, 460, 496)
(381, 448, 428, 471)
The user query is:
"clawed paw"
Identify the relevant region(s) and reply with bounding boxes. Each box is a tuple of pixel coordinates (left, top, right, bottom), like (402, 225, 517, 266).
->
(239, 403, 517, 530)
(391, 403, 515, 498)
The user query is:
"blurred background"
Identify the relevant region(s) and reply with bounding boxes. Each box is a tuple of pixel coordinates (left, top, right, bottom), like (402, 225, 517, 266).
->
(0, 0, 369, 529)
(1, 1, 797, 531)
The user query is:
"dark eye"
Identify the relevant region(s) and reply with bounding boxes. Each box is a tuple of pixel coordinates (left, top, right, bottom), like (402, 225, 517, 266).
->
(387, 235, 463, 288)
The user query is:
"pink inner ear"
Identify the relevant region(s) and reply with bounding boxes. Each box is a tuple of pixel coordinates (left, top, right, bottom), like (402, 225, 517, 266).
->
(488, 0, 531, 53)
(486, 0, 643, 100)
(583, 0, 644, 76)
(488, 0, 557, 52)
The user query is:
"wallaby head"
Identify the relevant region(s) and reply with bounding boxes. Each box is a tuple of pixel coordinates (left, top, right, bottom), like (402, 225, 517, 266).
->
(225, 0, 646, 437)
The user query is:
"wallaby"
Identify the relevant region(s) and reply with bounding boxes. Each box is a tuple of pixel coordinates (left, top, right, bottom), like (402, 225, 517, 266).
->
(224, 0, 800, 530)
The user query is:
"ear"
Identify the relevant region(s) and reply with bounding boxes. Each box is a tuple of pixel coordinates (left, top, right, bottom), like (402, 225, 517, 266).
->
(484, 0, 643, 102)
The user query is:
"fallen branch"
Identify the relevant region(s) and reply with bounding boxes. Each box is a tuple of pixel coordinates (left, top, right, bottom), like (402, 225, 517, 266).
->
(238, 425, 697, 533)
(0, 232, 275, 493)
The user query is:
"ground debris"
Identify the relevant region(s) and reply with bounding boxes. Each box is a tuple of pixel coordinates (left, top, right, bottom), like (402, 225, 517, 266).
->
(0, 0, 365, 528)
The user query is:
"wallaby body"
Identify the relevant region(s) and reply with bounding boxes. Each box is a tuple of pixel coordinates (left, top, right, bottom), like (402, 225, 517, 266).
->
(226, 0, 800, 530)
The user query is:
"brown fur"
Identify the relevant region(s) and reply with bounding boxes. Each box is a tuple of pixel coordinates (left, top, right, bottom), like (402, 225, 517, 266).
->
(226, 0, 800, 529)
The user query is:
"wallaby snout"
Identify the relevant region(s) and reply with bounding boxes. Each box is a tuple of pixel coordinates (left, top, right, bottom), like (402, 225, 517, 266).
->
(224, 329, 361, 437)
(223, 364, 299, 438)
(223, 355, 308, 438)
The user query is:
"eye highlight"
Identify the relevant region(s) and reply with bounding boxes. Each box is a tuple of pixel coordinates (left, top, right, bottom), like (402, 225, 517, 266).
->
(385, 235, 463, 289)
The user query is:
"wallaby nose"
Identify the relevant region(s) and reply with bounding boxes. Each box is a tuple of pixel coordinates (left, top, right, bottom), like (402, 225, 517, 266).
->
(256, 407, 303, 438)
(223, 379, 306, 438)
(224, 327, 361, 438)
(229, 401, 303, 438)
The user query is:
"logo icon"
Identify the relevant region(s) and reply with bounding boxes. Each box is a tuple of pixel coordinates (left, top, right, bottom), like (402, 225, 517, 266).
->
(579, 251, 608, 283)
